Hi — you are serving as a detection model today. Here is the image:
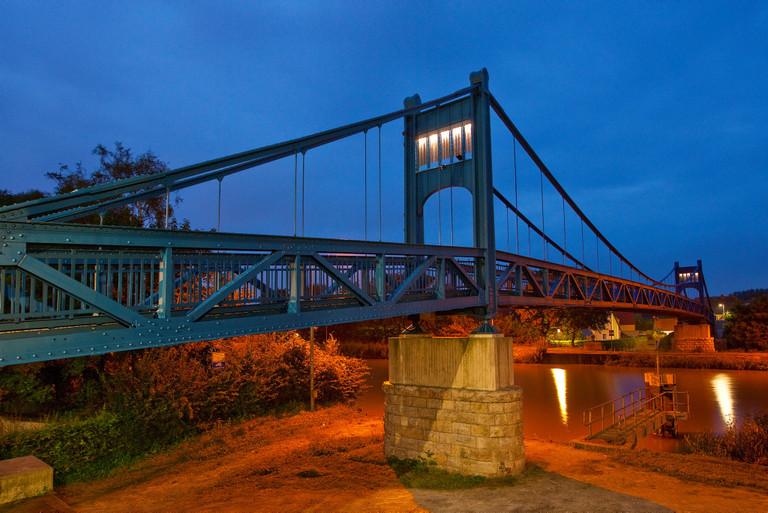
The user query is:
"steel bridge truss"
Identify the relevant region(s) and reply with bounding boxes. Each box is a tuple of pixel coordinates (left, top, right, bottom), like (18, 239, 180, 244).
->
(495, 251, 710, 317)
(0, 222, 488, 365)
(0, 69, 714, 366)
(0, 221, 709, 365)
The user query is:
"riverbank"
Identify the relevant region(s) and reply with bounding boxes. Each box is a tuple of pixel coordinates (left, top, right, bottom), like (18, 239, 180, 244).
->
(5, 405, 765, 512)
(543, 348, 768, 370)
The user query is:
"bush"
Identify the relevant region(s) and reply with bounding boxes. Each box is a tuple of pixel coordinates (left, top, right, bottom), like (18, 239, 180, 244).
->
(722, 411, 768, 464)
(657, 333, 673, 351)
(103, 334, 368, 429)
(680, 411, 768, 465)
(0, 411, 147, 484)
(608, 336, 648, 351)
(0, 332, 369, 484)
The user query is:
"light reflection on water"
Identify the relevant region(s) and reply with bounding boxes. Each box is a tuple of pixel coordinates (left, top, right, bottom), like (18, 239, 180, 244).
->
(711, 373, 735, 426)
(357, 360, 768, 450)
(551, 368, 568, 425)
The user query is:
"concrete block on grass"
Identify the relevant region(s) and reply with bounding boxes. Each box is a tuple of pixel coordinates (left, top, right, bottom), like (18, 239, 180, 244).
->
(0, 456, 53, 505)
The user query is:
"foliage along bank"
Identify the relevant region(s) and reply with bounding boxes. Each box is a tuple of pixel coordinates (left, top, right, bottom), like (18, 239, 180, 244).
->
(0, 333, 367, 484)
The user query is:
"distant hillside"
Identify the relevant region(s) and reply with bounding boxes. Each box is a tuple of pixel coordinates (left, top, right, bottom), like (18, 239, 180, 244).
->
(731, 289, 768, 301)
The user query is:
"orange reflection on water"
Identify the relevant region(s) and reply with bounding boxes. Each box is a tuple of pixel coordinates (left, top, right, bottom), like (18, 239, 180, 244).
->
(551, 368, 567, 425)
(712, 373, 735, 426)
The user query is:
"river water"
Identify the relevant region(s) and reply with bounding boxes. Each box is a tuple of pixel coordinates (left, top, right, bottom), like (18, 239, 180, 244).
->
(356, 359, 768, 450)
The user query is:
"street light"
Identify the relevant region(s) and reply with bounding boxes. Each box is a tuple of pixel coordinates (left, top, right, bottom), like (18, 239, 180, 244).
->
(719, 303, 725, 319)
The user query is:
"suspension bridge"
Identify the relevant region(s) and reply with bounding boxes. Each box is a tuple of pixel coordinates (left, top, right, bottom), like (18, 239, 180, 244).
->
(0, 69, 713, 366)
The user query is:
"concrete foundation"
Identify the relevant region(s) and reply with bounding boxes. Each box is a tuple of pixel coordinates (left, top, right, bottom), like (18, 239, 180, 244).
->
(0, 456, 53, 505)
(673, 324, 714, 352)
(383, 333, 525, 477)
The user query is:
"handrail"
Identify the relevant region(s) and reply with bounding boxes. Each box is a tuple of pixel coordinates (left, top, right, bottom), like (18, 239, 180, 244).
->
(583, 388, 690, 438)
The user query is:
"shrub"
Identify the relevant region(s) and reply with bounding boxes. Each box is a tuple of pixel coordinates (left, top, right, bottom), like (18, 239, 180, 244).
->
(0, 332, 369, 484)
(680, 411, 768, 465)
(722, 411, 768, 464)
(0, 411, 146, 484)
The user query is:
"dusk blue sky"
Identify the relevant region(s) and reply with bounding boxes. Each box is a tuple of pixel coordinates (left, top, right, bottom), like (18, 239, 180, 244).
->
(1, 1, 766, 297)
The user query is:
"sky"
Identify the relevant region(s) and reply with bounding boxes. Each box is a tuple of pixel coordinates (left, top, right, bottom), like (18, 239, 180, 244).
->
(1, 1, 766, 297)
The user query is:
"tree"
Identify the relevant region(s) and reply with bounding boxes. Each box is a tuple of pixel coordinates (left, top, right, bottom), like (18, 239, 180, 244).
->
(494, 308, 562, 345)
(0, 189, 48, 207)
(45, 142, 188, 229)
(634, 314, 654, 331)
(732, 289, 768, 301)
(559, 309, 610, 347)
(724, 295, 768, 351)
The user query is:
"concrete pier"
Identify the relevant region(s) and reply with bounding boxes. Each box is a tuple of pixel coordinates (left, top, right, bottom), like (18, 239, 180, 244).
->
(383, 333, 525, 477)
(673, 324, 714, 352)
(0, 456, 52, 505)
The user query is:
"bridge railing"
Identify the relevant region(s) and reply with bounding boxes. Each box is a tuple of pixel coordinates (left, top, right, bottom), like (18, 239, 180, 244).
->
(495, 251, 711, 320)
(0, 221, 491, 364)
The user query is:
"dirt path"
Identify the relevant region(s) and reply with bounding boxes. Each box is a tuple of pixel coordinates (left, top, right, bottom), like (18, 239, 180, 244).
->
(525, 440, 768, 513)
(7, 406, 766, 512)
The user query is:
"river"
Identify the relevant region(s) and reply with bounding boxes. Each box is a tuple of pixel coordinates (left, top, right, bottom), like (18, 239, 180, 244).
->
(356, 359, 768, 450)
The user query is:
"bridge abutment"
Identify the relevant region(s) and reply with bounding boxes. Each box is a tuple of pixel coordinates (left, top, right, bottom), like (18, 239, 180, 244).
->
(383, 333, 525, 477)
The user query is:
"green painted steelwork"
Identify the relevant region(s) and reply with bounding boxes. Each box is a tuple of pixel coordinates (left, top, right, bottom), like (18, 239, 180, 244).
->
(0, 69, 714, 366)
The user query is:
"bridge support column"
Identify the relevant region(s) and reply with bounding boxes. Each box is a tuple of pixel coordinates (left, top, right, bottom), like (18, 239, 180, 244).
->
(383, 332, 524, 477)
(672, 324, 714, 352)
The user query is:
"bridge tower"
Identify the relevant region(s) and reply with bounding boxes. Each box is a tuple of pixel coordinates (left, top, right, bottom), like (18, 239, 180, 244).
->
(673, 260, 708, 305)
(672, 260, 715, 351)
(386, 70, 524, 479)
(403, 68, 497, 318)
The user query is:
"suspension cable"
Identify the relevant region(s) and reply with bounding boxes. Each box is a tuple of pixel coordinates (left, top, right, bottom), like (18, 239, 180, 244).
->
(506, 205, 510, 252)
(514, 138, 520, 254)
(581, 219, 585, 269)
(165, 187, 170, 229)
(540, 170, 546, 260)
(301, 151, 306, 237)
(378, 124, 382, 242)
(217, 180, 222, 232)
(450, 185, 454, 246)
(489, 93, 671, 287)
(596, 236, 600, 273)
(562, 197, 566, 265)
(364, 130, 368, 240)
(528, 225, 531, 257)
(294, 153, 298, 237)
(438, 169, 442, 245)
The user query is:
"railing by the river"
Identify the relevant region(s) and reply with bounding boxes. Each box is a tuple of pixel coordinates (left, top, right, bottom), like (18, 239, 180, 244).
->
(583, 388, 690, 438)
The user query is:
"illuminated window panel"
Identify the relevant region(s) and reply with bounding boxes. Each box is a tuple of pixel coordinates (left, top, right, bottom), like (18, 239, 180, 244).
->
(415, 121, 472, 171)
(428, 134, 439, 165)
(440, 130, 450, 162)
(464, 123, 472, 154)
(452, 127, 463, 157)
(418, 137, 428, 167)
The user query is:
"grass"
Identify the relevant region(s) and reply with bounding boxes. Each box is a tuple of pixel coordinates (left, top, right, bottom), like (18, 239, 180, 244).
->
(387, 454, 543, 490)
(601, 352, 768, 370)
(608, 448, 768, 492)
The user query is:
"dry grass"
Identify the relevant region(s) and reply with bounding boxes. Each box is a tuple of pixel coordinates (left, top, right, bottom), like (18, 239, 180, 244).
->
(608, 449, 768, 491)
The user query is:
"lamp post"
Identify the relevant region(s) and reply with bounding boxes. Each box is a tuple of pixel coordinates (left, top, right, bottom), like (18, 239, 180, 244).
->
(719, 303, 725, 319)
(310, 326, 315, 412)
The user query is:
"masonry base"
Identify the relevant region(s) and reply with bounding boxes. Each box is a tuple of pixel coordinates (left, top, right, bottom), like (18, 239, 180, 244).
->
(383, 382, 525, 477)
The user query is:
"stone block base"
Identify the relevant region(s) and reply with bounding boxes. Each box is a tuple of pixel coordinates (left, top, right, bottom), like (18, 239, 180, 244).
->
(673, 324, 714, 352)
(673, 338, 715, 352)
(383, 382, 525, 477)
(0, 456, 53, 505)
